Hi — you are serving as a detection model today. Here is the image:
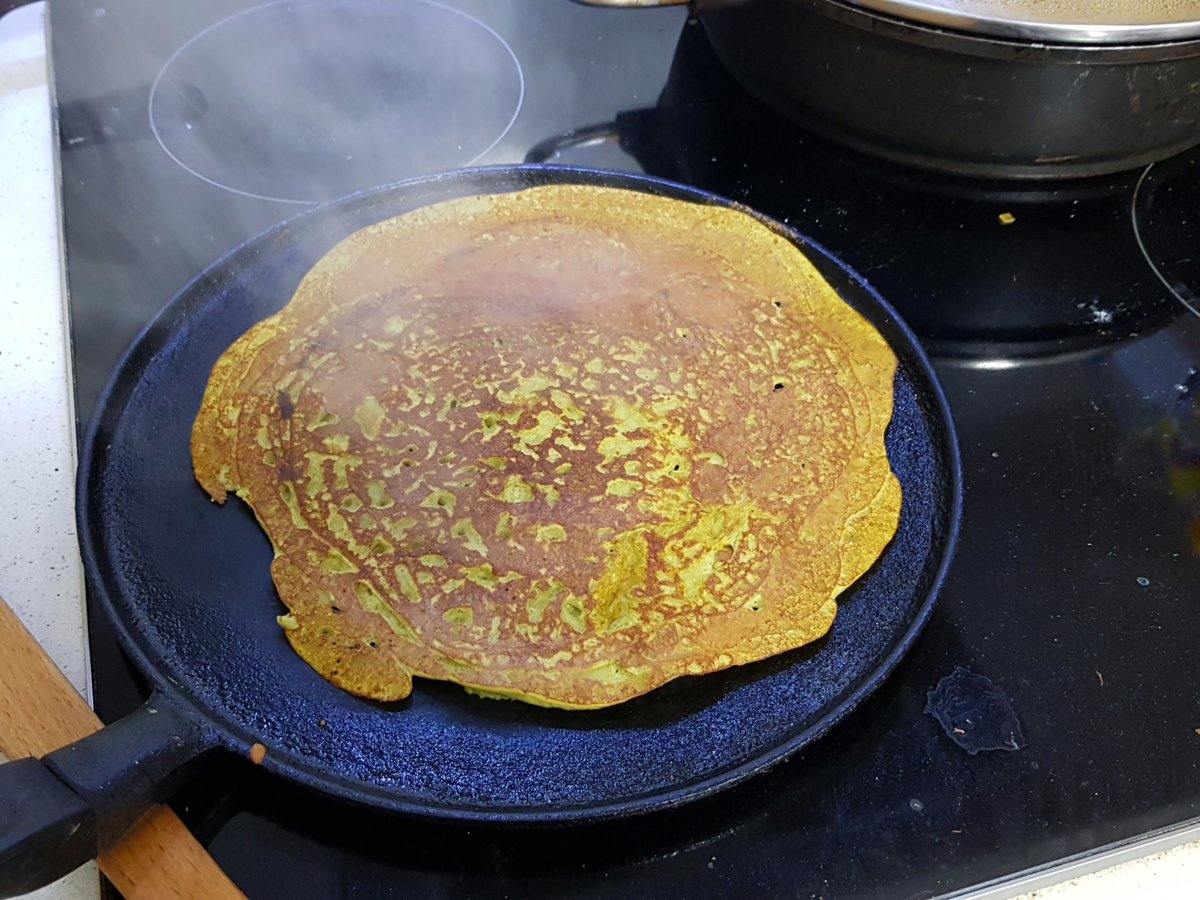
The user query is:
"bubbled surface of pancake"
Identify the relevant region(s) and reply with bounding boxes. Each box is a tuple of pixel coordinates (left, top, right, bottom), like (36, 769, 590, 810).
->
(191, 184, 901, 709)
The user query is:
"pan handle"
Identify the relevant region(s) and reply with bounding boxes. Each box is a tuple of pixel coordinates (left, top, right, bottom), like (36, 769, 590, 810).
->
(0, 692, 217, 897)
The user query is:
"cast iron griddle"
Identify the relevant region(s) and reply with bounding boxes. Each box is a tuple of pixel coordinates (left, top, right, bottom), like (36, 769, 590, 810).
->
(79, 165, 961, 821)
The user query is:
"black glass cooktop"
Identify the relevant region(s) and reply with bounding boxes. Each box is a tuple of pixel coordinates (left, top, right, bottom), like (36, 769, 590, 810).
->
(50, 1, 1200, 898)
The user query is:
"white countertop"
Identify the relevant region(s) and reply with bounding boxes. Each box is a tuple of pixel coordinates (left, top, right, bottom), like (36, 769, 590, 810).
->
(0, 2, 1194, 897)
(1011, 838, 1200, 900)
(0, 3, 98, 898)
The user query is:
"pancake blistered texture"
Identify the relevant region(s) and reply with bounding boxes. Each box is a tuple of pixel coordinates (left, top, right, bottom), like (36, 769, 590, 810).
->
(191, 185, 901, 709)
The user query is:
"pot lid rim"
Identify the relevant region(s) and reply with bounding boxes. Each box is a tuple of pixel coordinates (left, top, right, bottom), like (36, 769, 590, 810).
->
(845, 0, 1200, 44)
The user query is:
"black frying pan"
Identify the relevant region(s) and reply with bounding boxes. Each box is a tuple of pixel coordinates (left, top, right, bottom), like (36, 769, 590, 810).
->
(0, 166, 961, 894)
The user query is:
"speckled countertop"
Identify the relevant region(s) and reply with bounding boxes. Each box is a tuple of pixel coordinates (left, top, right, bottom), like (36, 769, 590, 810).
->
(0, 2, 1194, 898)
(0, 3, 97, 898)
(1012, 839, 1200, 899)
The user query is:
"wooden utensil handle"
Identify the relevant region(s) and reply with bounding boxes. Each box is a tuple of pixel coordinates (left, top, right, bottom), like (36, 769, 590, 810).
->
(0, 595, 245, 899)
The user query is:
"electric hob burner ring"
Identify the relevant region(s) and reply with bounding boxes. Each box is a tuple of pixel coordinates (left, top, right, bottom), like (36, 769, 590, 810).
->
(1133, 150, 1200, 321)
(148, 0, 525, 205)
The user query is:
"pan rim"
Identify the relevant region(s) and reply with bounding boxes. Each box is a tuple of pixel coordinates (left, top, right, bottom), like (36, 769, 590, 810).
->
(77, 164, 963, 824)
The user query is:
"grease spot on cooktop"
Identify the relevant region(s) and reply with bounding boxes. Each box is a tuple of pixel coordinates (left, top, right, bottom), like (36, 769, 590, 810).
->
(926, 666, 1026, 755)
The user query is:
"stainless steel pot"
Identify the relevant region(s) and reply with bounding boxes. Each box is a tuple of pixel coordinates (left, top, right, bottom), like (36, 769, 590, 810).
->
(579, 0, 1200, 178)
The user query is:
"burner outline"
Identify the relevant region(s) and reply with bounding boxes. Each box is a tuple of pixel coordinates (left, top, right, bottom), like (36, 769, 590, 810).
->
(1132, 160, 1200, 321)
(148, 0, 526, 205)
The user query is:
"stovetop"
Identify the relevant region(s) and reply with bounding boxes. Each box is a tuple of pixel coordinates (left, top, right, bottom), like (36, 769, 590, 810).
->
(51, 1, 1200, 897)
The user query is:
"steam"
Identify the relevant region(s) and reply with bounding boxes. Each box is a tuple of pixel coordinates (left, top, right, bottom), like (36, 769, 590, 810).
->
(64, 0, 686, 420)
(148, 0, 526, 204)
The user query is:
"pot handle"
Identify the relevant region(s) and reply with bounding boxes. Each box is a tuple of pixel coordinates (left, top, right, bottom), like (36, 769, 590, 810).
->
(570, 1, 689, 6)
(0, 693, 217, 897)
(0, 1, 38, 17)
(526, 121, 623, 164)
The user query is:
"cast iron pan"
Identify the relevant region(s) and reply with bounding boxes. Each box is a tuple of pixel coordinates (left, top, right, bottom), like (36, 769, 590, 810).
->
(0, 166, 961, 892)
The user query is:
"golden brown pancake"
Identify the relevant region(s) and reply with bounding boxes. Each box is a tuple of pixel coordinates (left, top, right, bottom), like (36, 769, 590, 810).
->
(191, 184, 901, 709)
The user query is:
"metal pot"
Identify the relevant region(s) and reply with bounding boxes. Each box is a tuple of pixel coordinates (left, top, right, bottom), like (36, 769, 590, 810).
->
(579, 0, 1200, 178)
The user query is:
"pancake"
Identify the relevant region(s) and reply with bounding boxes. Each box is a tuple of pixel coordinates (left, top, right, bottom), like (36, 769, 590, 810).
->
(191, 184, 901, 709)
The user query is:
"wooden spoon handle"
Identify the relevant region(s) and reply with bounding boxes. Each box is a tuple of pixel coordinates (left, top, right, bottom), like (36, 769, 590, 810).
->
(0, 594, 244, 899)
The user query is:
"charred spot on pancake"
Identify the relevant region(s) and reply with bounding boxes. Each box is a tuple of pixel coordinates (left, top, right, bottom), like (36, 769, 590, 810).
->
(277, 460, 300, 482)
(277, 390, 295, 420)
(191, 184, 901, 709)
